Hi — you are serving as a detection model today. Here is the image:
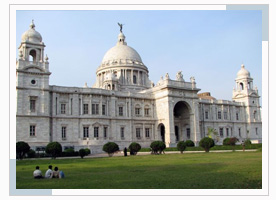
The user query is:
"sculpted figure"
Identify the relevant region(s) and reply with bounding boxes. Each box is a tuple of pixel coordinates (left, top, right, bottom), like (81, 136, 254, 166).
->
(165, 73, 170, 80)
(118, 23, 124, 32)
(176, 71, 184, 81)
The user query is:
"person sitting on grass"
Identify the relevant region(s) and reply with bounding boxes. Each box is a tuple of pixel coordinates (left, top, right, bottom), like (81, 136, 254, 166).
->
(45, 165, 53, 179)
(59, 170, 65, 179)
(33, 166, 43, 179)
(52, 166, 60, 178)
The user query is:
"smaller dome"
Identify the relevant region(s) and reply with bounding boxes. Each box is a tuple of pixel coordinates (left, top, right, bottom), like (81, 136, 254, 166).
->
(21, 20, 42, 43)
(237, 64, 250, 78)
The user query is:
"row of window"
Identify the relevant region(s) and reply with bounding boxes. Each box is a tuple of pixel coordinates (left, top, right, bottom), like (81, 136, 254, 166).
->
(205, 110, 258, 121)
(217, 127, 258, 138)
(59, 103, 150, 117)
(204, 111, 240, 121)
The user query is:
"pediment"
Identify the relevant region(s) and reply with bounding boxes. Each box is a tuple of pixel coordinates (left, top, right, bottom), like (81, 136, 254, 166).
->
(92, 122, 102, 127)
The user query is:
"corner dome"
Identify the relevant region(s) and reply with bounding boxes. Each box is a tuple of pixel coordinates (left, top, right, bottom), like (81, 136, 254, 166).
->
(101, 32, 143, 65)
(21, 20, 42, 43)
(237, 64, 250, 78)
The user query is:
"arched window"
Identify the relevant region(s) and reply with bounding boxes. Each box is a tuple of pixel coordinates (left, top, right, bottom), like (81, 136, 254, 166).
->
(133, 75, 137, 84)
(29, 49, 37, 62)
(239, 83, 244, 90)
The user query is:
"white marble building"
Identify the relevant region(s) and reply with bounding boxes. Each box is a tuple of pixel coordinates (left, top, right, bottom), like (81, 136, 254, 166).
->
(16, 21, 262, 153)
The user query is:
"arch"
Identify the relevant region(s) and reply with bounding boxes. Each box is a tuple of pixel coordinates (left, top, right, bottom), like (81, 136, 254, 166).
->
(29, 49, 37, 62)
(173, 101, 191, 118)
(173, 101, 191, 142)
(239, 82, 244, 90)
(157, 123, 165, 143)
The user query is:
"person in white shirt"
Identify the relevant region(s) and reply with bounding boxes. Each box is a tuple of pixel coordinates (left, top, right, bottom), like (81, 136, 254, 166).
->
(45, 165, 53, 179)
(33, 166, 43, 179)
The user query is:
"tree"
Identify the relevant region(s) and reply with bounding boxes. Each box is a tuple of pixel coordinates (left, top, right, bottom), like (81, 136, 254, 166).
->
(244, 139, 252, 146)
(16, 141, 30, 160)
(150, 141, 166, 154)
(128, 142, 141, 155)
(223, 138, 231, 145)
(102, 142, 119, 157)
(199, 137, 215, 152)
(177, 141, 186, 153)
(45, 142, 62, 159)
(79, 149, 86, 158)
(185, 140, 195, 147)
(207, 127, 219, 144)
(84, 148, 91, 155)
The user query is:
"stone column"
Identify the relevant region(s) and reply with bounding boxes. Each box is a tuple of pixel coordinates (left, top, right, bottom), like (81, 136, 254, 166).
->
(131, 70, 133, 84)
(138, 70, 140, 85)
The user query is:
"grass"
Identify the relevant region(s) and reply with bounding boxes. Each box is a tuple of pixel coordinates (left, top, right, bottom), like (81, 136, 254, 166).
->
(16, 151, 262, 189)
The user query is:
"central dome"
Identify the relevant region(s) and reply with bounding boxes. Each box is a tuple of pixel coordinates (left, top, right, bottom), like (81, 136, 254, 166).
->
(101, 32, 142, 64)
(102, 45, 142, 64)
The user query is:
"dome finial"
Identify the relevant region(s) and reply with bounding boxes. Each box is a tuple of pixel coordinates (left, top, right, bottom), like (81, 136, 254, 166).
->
(30, 19, 35, 29)
(241, 63, 245, 68)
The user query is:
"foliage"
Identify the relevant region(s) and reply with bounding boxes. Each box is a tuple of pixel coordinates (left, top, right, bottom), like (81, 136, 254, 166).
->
(244, 139, 252, 146)
(79, 149, 87, 159)
(45, 142, 62, 159)
(150, 141, 166, 154)
(138, 144, 262, 152)
(102, 142, 119, 157)
(199, 137, 215, 152)
(185, 140, 195, 147)
(84, 148, 91, 155)
(27, 149, 36, 158)
(228, 137, 238, 146)
(223, 138, 231, 145)
(129, 142, 141, 155)
(62, 148, 79, 157)
(177, 141, 187, 153)
(16, 141, 30, 160)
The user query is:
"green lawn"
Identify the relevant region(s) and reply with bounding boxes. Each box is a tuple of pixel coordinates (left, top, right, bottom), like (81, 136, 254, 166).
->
(16, 151, 262, 189)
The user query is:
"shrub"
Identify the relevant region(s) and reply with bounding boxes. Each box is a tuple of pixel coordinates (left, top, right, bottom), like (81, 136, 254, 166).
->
(64, 148, 75, 156)
(223, 138, 230, 145)
(244, 139, 252, 146)
(45, 142, 62, 159)
(16, 141, 30, 160)
(79, 149, 86, 158)
(27, 149, 36, 158)
(228, 137, 238, 146)
(102, 142, 119, 157)
(199, 137, 215, 152)
(84, 148, 91, 155)
(150, 141, 166, 154)
(185, 140, 195, 147)
(129, 142, 141, 155)
(177, 141, 187, 153)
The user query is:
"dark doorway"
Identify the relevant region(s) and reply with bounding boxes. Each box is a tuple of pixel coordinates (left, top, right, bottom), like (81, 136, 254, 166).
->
(160, 124, 165, 143)
(175, 126, 179, 142)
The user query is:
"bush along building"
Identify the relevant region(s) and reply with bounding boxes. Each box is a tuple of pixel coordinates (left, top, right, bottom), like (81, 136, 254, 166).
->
(16, 21, 262, 153)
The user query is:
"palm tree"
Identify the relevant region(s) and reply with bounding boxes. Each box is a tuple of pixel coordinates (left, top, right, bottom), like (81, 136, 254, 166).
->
(207, 128, 219, 144)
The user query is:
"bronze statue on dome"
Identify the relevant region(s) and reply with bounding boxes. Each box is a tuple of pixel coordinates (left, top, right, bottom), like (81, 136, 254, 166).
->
(117, 23, 124, 32)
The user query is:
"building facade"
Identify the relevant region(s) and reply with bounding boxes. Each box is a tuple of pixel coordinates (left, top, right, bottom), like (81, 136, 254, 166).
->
(16, 21, 262, 153)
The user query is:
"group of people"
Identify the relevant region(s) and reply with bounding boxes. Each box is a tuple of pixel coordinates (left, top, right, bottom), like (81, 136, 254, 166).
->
(33, 165, 65, 179)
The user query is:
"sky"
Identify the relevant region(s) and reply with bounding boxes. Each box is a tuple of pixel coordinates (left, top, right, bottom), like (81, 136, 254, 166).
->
(16, 10, 262, 104)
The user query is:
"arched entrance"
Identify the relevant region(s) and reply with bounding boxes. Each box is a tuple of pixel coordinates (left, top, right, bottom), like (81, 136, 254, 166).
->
(158, 123, 165, 143)
(173, 101, 191, 142)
